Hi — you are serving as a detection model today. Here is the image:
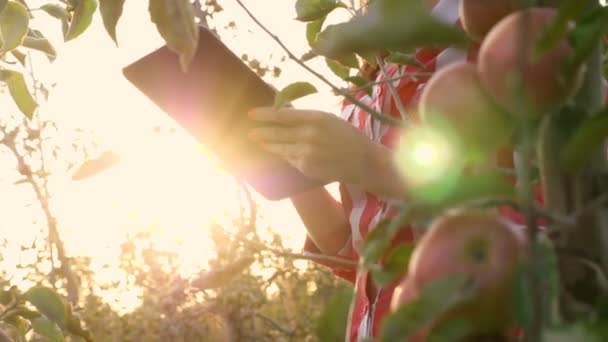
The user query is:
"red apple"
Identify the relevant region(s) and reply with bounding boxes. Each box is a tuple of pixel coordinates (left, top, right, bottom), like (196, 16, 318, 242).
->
(419, 62, 512, 161)
(391, 209, 526, 340)
(478, 7, 583, 117)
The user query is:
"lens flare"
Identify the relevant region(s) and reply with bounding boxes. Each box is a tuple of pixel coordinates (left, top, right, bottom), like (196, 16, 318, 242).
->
(394, 125, 464, 202)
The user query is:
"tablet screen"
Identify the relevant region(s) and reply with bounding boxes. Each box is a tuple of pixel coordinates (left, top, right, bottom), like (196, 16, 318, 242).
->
(123, 27, 323, 200)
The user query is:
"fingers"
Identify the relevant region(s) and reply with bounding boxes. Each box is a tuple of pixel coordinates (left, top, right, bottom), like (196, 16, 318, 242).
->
(248, 107, 324, 125)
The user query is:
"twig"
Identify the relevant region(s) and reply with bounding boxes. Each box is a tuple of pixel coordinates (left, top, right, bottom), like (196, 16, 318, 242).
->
(233, 0, 403, 127)
(377, 56, 408, 122)
(345, 71, 432, 94)
(252, 312, 294, 336)
(233, 234, 357, 269)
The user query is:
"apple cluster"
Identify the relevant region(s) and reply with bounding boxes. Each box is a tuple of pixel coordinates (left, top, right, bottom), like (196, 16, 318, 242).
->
(389, 2, 582, 340)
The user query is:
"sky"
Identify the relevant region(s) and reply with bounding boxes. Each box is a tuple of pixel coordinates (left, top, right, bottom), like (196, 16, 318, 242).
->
(0, 0, 351, 310)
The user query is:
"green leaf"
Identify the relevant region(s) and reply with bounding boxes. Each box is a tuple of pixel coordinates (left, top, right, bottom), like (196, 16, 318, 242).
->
(427, 318, 474, 342)
(385, 51, 424, 69)
(295, 0, 344, 22)
(14, 305, 42, 319)
(534, 1, 586, 59)
(10, 49, 26, 65)
(561, 107, 608, 172)
(370, 244, 413, 287)
(379, 274, 470, 342)
(345, 75, 370, 87)
(335, 53, 359, 69)
(326, 57, 350, 79)
(191, 257, 254, 290)
(99, 0, 125, 44)
(536, 238, 560, 326)
(543, 325, 600, 342)
(22, 286, 68, 329)
(0, 69, 37, 119)
(306, 17, 325, 47)
(0, 1, 29, 52)
(274, 81, 317, 107)
(565, 6, 608, 79)
(361, 209, 410, 267)
(22, 35, 57, 62)
(31, 317, 64, 342)
(512, 263, 533, 332)
(315, 288, 352, 342)
(65, 0, 97, 41)
(149, 0, 199, 72)
(39, 4, 70, 39)
(5, 314, 28, 336)
(313, 0, 468, 59)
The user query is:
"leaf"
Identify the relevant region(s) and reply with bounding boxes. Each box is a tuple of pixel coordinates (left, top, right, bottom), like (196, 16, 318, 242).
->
(10, 49, 26, 65)
(99, 0, 125, 44)
(274, 81, 317, 107)
(426, 318, 474, 342)
(5, 314, 28, 336)
(0, 69, 37, 119)
(335, 53, 359, 69)
(65, 0, 97, 41)
(67, 314, 93, 342)
(31, 317, 64, 342)
(534, 1, 586, 59)
(561, 108, 608, 172)
(379, 274, 470, 342)
(313, 0, 468, 60)
(0, 1, 29, 52)
(72, 151, 121, 180)
(315, 288, 352, 342)
(565, 6, 608, 79)
(385, 51, 424, 69)
(345, 76, 370, 87)
(191, 257, 254, 290)
(543, 325, 600, 342)
(14, 305, 42, 319)
(512, 263, 533, 332)
(39, 4, 70, 39)
(295, 0, 344, 22)
(22, 286, 68, 329)
(306, 17, 325, 47)
(361, 209, 410, 267)
(21, 36, 57, 62)
(370, 244, 413, 287)
(326, 57, 350, 79)
(149, 0, 199, 72)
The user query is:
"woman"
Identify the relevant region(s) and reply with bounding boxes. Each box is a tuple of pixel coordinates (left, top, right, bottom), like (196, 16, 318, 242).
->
(248, 0, 486, 340)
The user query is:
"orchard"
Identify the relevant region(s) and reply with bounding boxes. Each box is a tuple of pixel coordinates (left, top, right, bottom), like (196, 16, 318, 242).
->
(1, 0, 608, 341)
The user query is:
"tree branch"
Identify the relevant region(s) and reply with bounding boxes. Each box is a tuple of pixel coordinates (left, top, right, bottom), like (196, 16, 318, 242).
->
(377, 56, 408, 122)
(233, 0, 403, 127)
(233, 234, 357, 269)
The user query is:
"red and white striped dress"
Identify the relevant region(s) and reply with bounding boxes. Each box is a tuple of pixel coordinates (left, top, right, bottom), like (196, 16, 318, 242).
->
(301, 0, 548, 340)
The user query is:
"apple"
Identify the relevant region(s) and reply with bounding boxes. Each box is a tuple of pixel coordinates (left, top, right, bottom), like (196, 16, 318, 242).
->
(391, 209, 526, 340)
(419, 62, 512, 162)
(478, 7, 583, 117)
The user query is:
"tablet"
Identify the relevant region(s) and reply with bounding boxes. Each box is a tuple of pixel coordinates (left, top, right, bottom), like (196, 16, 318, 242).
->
(122, 27, 324, 200)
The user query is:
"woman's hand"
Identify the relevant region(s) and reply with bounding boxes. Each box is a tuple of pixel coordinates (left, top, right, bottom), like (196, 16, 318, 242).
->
(248, 107, 407, 199)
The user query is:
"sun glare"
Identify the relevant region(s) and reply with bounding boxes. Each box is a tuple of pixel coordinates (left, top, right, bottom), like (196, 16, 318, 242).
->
(1, 0, 347, 313)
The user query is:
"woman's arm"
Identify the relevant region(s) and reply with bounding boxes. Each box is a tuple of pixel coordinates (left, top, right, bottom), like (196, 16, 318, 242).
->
(247, 108, 409, 200)
(289, 186, 352, 256)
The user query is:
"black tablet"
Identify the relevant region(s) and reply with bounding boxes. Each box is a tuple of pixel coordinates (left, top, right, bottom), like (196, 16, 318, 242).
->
(122, 27, 324, 200)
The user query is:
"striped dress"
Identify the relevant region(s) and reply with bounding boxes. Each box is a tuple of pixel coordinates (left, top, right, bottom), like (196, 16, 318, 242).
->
(301, 0, 553, 340)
